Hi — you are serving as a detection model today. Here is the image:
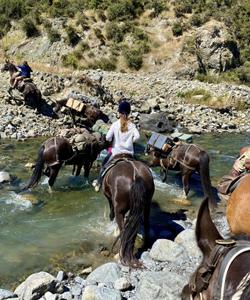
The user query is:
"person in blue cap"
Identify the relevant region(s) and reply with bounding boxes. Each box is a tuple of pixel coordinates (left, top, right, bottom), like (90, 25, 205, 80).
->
(93, 100, 140, 191)
(12, 61, 33, 89)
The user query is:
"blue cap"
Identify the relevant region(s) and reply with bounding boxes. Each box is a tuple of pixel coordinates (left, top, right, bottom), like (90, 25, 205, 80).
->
(118, 100, 131, 115)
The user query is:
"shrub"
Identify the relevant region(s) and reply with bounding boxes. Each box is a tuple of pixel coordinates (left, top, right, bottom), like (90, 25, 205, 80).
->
(107, 0, 136, 21)
(177, 88, 212, 105)
(0, 0, 26, 19)
(123, 47, 143, 70)
(22, 17, 40, 37)
(172, 22, 183, 37)
(66, 26, 80, 46)
(147, 0, 168, 17)
(105, 22, 125, 43)
(0, 14, 11, 37)
(46, 27, 61, 43)
(61, 52, 78, 69)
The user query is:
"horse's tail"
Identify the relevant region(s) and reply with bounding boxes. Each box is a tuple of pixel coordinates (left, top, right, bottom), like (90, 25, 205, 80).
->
(199, 151, 217, 209)
(120, 175, 148, 265)
(23, 145, 45, 190)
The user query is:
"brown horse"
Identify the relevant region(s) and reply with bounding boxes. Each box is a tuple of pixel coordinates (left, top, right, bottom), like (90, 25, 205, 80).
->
(226, 174, 250, 236)
(146, 142, 217, 209)
(182, 197, 250, 300)
(102, 155, 155, 267)
(54, 98, 109, 128)
(23, 136, 108, 190)
(1, 60, 42, 108)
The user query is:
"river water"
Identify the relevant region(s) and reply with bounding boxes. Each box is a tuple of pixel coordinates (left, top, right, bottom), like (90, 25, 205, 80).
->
(0, 133, 250, 289)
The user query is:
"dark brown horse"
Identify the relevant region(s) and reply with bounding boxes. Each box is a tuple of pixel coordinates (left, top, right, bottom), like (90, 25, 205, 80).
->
(227, 174, 250, 236)
(102, 155, 155, 267)
(182, 197, 250, 300)
(23, 136, 108, 190)
(1, 60, 42, 108)
(146, 142, 217, 209)
(54, 98, 109, 128)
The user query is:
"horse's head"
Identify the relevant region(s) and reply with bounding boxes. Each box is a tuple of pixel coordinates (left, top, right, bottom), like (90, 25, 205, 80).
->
(1, 60, 18, 74)
(182, 198, 250, 300)
(144, 145, 161, 167)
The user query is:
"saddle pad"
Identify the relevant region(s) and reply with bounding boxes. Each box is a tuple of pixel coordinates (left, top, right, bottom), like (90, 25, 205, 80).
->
(66, 98, 85, 112)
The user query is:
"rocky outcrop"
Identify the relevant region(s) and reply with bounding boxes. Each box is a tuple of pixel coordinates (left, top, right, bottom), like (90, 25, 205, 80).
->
(195, 20, 240, 73)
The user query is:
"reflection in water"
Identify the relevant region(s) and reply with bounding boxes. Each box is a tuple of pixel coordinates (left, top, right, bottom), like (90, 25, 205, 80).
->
(0, 133, 249, 288)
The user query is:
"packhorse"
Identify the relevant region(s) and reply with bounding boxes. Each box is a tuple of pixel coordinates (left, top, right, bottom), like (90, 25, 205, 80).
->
(146, 142, 217, 209)
(23, 136, 108, 190)
(226, 174, 250, 236)
(102, 154, 155, 267)
(54, 98, 109, 128)
(182, 197, 250, 300)
(1, 60, 42, 108)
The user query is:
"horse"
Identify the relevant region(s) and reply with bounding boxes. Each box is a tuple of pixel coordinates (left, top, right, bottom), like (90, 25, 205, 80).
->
(146, 142, 217, 209)
(23, 135, 108, 190)
(102, 154, 155, 267)
(226, 174, 250, 236)
(182, 197, 250, 300)
(1, 60, 42, 108)
(54, 98, 109, 128)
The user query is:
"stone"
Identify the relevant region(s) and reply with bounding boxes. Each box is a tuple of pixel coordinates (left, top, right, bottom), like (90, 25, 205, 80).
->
(114, 277, 131, 291)
(0, 171, 11, 183)
(81, 286, 121, 300)
(175, 229, 202, 258)
(14, 272, 57, 300)
(86, 263, 121, 285)
(0, 289, 15, 300)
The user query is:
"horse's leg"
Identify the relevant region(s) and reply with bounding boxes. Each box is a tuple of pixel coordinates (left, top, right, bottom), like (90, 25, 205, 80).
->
(48, 165, 61, 189)
(83, 162, 93, 184)
(75, 164, 83, 176)
(108, 198, 115, 221)
(182, 172, 191, 199)
(44, 167, 50, 177)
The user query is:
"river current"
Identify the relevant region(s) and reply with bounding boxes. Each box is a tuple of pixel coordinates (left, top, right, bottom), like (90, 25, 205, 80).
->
(0, 133, 249, 289)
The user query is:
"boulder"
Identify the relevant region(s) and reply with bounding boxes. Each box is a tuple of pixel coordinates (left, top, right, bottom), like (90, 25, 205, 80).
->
(82, 286, 121, 300)
(86, 263, 121, 285)
(0, 171, 11, 183)
(14, 272, 56, 300)
(195, 20, 240, 73)
(139, 113, 173, 133)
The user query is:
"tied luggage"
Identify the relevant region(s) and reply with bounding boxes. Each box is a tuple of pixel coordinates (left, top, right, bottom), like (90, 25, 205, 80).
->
(66, 98, 85, 112)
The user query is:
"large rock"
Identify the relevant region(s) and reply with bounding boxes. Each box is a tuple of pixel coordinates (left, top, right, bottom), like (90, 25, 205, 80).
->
(136, 270, 186, 300)
(86, 263, 121, 284)
(14, 272, 57, 300)
(139, 113, 173, 133)
(0, 289, 15, 300)
(81, 286, 121, 300)
(195, 20, 240, 73)
(0, 171, 11, 183)
(175, 229, 202, 258)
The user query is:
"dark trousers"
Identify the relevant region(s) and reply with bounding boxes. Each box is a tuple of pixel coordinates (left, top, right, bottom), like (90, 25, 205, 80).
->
(97, 152, 112, 184)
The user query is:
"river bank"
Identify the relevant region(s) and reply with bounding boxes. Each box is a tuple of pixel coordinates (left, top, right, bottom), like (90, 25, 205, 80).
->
(0, 68, 249, 139)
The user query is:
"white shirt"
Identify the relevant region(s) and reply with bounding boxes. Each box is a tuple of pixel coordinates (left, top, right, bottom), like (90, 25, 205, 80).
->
(106, 120, 140, 157)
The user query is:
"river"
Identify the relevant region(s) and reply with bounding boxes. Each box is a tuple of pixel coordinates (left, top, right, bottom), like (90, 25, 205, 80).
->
(0, 132, 250, 289)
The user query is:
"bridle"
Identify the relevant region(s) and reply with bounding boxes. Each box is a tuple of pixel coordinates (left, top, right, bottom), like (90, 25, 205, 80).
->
(187, 239, 250, 300)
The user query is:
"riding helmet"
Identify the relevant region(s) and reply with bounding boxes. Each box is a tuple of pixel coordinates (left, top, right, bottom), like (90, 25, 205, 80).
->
(118, 100, 131, 115)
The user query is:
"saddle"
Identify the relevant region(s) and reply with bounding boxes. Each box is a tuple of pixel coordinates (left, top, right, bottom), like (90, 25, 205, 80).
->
(100, 154, 134, 180)
(217, 173, 248, 195)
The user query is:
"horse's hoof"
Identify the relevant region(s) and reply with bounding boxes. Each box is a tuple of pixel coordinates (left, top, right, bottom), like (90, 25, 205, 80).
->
(173, 198, 192, 206)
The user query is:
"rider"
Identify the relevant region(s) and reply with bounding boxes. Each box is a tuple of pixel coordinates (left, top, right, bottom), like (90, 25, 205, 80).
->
(93, 100, 140, 192)
(229, 148, 250, 177)
(12, 61, 33, 89)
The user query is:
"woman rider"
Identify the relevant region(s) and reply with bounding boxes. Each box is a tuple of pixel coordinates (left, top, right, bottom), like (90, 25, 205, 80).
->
(93, 100, 140, 192)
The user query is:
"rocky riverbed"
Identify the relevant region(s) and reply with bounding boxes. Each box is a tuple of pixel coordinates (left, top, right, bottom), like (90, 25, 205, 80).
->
(0, 68, 249, 139)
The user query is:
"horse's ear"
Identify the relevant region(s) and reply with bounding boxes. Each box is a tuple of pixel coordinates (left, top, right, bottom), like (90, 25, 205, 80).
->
(196, 198, 222, 257)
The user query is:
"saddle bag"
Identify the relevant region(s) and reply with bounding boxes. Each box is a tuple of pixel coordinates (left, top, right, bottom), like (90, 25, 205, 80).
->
(66, 98, 85, 112)
(147, 132, 173, 152)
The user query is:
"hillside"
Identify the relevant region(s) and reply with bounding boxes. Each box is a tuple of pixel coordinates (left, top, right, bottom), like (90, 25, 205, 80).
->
(0, 0, 249, 85)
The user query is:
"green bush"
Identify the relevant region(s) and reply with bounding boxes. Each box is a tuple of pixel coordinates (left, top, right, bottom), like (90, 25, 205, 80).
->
(22, 17, 40, 37)
(172, 22, 183, 37)
(0, 0, 26, 19)
(66, 26, 80, 46)
(61, 52, 78, 69)
(0, 14, 11, 37)
(146, 0, 167, 17)
(107, 0, 136, 21)
(123, 47, 143, 70)
(105, 22, 125, 43)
